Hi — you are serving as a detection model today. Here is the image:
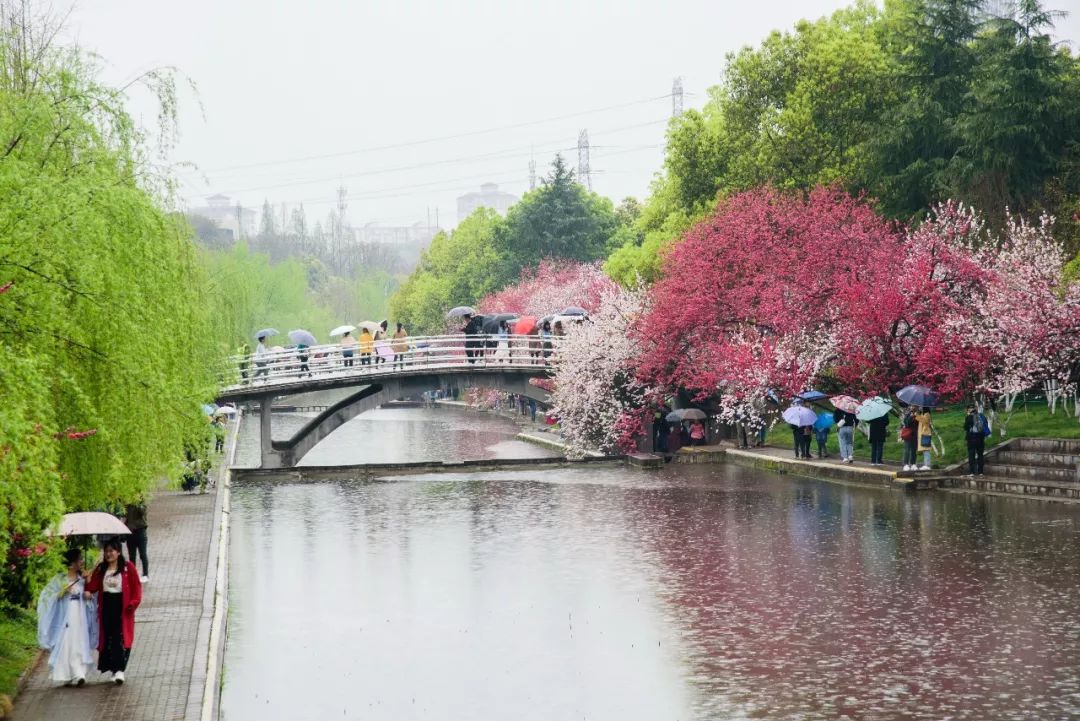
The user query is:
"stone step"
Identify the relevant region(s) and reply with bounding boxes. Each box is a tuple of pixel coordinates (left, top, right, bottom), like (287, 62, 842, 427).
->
(993, 449, 1080, 469)
(950, 475, 1080, 500)
(1015, 437, 1080, 454)
(981, 462, 1080, 483)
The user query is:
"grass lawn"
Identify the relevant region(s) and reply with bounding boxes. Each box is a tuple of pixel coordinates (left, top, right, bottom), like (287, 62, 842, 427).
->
(0, 605, 38, 708)
(766, 401, 1080, 468)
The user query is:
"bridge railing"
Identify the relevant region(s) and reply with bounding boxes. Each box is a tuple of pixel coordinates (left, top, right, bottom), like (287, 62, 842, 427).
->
(223, 334, 561, 389)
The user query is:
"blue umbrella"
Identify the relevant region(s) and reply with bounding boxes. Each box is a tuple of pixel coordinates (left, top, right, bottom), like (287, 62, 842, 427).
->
(798, 390, 828, 402)
(202, 404, 217, 416)
(896, 385, 941, 408)
(288, 329, 317, 346)
(856, 396, 893, 421)
(254, 328, 279, 340)
(813, 411, 835, 431)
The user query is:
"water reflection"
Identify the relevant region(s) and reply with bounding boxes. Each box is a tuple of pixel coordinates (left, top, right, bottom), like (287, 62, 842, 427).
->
(223, 417, 1080, 720)
(234, 406, 558, 467)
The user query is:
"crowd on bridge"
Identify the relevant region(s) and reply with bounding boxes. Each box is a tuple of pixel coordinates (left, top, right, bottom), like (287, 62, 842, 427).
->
(235, 304, 586, 385)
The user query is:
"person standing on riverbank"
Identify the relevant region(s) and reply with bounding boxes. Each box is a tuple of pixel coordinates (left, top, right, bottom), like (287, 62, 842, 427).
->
(834, 407, 857, 463)
(964, 405, 989, 476)
(868, 413, 889, 466)
(900, 406, 918, 470)
(85, 539, 142, 685)
(915, 407, 935, 470)
(124, 500, 150, 583)
(37, 549, 96, 687)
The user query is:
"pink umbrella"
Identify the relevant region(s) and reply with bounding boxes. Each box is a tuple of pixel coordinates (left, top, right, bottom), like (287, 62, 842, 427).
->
(830, 395, 860, 414)
(55, 512, 130, 537)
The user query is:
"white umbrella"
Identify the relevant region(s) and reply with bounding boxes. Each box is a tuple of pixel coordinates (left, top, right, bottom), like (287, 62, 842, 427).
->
(330, 325, 356, 337)
(53, 512, 130, 537)
(357, 320, 382, 334)
(213, 406, 237, 416)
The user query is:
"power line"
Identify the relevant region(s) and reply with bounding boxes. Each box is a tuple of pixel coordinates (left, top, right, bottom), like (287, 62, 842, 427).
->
(190, 93, 674, 174)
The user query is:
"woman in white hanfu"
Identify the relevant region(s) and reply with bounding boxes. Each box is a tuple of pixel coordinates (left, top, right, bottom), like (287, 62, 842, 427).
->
(37, 548, 97, 686)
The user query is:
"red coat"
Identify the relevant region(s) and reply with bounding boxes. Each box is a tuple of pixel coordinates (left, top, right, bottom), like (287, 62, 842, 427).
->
(86, 560, 142, 650)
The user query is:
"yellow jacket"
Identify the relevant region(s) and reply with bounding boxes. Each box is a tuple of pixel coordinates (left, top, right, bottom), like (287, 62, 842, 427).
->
(358, 330, 374, 354)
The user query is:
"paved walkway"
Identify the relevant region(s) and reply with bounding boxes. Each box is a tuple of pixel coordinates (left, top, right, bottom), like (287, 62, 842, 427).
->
(12, 428, 234, 721)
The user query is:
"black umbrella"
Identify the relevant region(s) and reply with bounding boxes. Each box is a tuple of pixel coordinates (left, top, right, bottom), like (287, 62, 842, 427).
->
(561, 306, 588, 316)
(481, 313, 518, 334)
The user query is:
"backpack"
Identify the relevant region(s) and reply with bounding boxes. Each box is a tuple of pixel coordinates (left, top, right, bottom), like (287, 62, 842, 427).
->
(970, 413, 985, 435)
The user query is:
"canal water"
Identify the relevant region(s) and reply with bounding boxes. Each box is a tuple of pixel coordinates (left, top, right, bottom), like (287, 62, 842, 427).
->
(223, 406, 1080, 720)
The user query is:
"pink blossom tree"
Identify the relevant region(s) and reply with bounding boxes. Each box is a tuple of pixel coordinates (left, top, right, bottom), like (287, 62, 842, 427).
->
(551, 284, 650, 456)
(635, 186, 900, 416)
(477, 260, 616, 317)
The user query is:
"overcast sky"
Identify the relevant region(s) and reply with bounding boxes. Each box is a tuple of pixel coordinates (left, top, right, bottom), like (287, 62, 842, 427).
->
(63, 0, 1080, 231)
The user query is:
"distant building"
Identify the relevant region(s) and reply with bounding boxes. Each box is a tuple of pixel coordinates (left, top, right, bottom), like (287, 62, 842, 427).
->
(187, 194, 258, 240)
(456, 183, 518, 222)
(353, 221, 440, 246)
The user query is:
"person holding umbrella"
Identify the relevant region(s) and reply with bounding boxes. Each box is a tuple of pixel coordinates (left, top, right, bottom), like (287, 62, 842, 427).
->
(358, 326, 374, 366)
(84, 538, 142, 684)
(462, 314, 484, 364)
(831, 396, 859, 464)
(813, 411, 833, 459)
(253, 334, 270, 379)
(36, 548, 96, 687)
(868, 412, 890, 466)
(914, 407, 935, 470)
(783, 400, 815, 459)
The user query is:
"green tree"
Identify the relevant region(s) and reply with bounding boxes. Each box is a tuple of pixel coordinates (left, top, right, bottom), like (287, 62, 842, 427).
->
(0, 2, 223, 599)
(500, 155, 616, 277)
(951, 0, 1072, 217)
(389, 209, 509, 334)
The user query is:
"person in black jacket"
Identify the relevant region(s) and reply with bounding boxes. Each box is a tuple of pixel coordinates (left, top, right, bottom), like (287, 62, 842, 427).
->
(868, 413, 890, 466)
(964, 405, 989, 476)
(462, 314, 484, 364)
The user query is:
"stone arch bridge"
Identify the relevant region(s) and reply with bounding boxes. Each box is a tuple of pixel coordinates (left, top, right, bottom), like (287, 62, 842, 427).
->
(216, 335, 554, 469)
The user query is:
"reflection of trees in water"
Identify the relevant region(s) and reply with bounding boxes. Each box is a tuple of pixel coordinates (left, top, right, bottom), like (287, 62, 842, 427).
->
(616, 466, 1080, 719)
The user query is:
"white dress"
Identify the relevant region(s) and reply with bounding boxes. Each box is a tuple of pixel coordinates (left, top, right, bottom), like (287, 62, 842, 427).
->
(50, 577, 91, 683)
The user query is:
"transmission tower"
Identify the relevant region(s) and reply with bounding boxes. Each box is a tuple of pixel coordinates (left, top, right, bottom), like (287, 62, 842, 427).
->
(529, 158, 536, 191)
(577, 129, 591, 191)
(672, 77, 684, 118)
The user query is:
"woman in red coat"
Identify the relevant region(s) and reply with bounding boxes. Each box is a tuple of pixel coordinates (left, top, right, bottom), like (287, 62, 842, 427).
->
(84, 538, 142, 684)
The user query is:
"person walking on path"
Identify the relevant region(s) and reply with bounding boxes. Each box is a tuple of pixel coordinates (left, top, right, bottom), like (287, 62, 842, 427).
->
(914, 407, 935, 470)
(833, 407, 857, 463)
(392, 323, 409, 369)
(36, 548, 96, 687)
(124, 500, 150, 583)
(964, 405, 990, 476)
(340, 331, 357, 368)
(899, 406, 918, 470)
(868, 413, 890, 466)
(84, 538, 142, 685)
(373, 329, 388, 366)
(253, 335, 270, 379)
(358, 327, 374, 366)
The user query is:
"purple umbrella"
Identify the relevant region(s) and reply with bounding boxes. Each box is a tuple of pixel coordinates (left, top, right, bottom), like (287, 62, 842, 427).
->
(783, 406, 818, 426)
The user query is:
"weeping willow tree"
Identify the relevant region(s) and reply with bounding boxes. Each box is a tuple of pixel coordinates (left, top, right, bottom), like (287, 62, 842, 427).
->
(0, 1, 220, 604)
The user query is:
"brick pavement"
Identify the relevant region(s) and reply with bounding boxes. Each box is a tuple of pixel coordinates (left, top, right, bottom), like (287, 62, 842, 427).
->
(13, 480, 223, 721)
